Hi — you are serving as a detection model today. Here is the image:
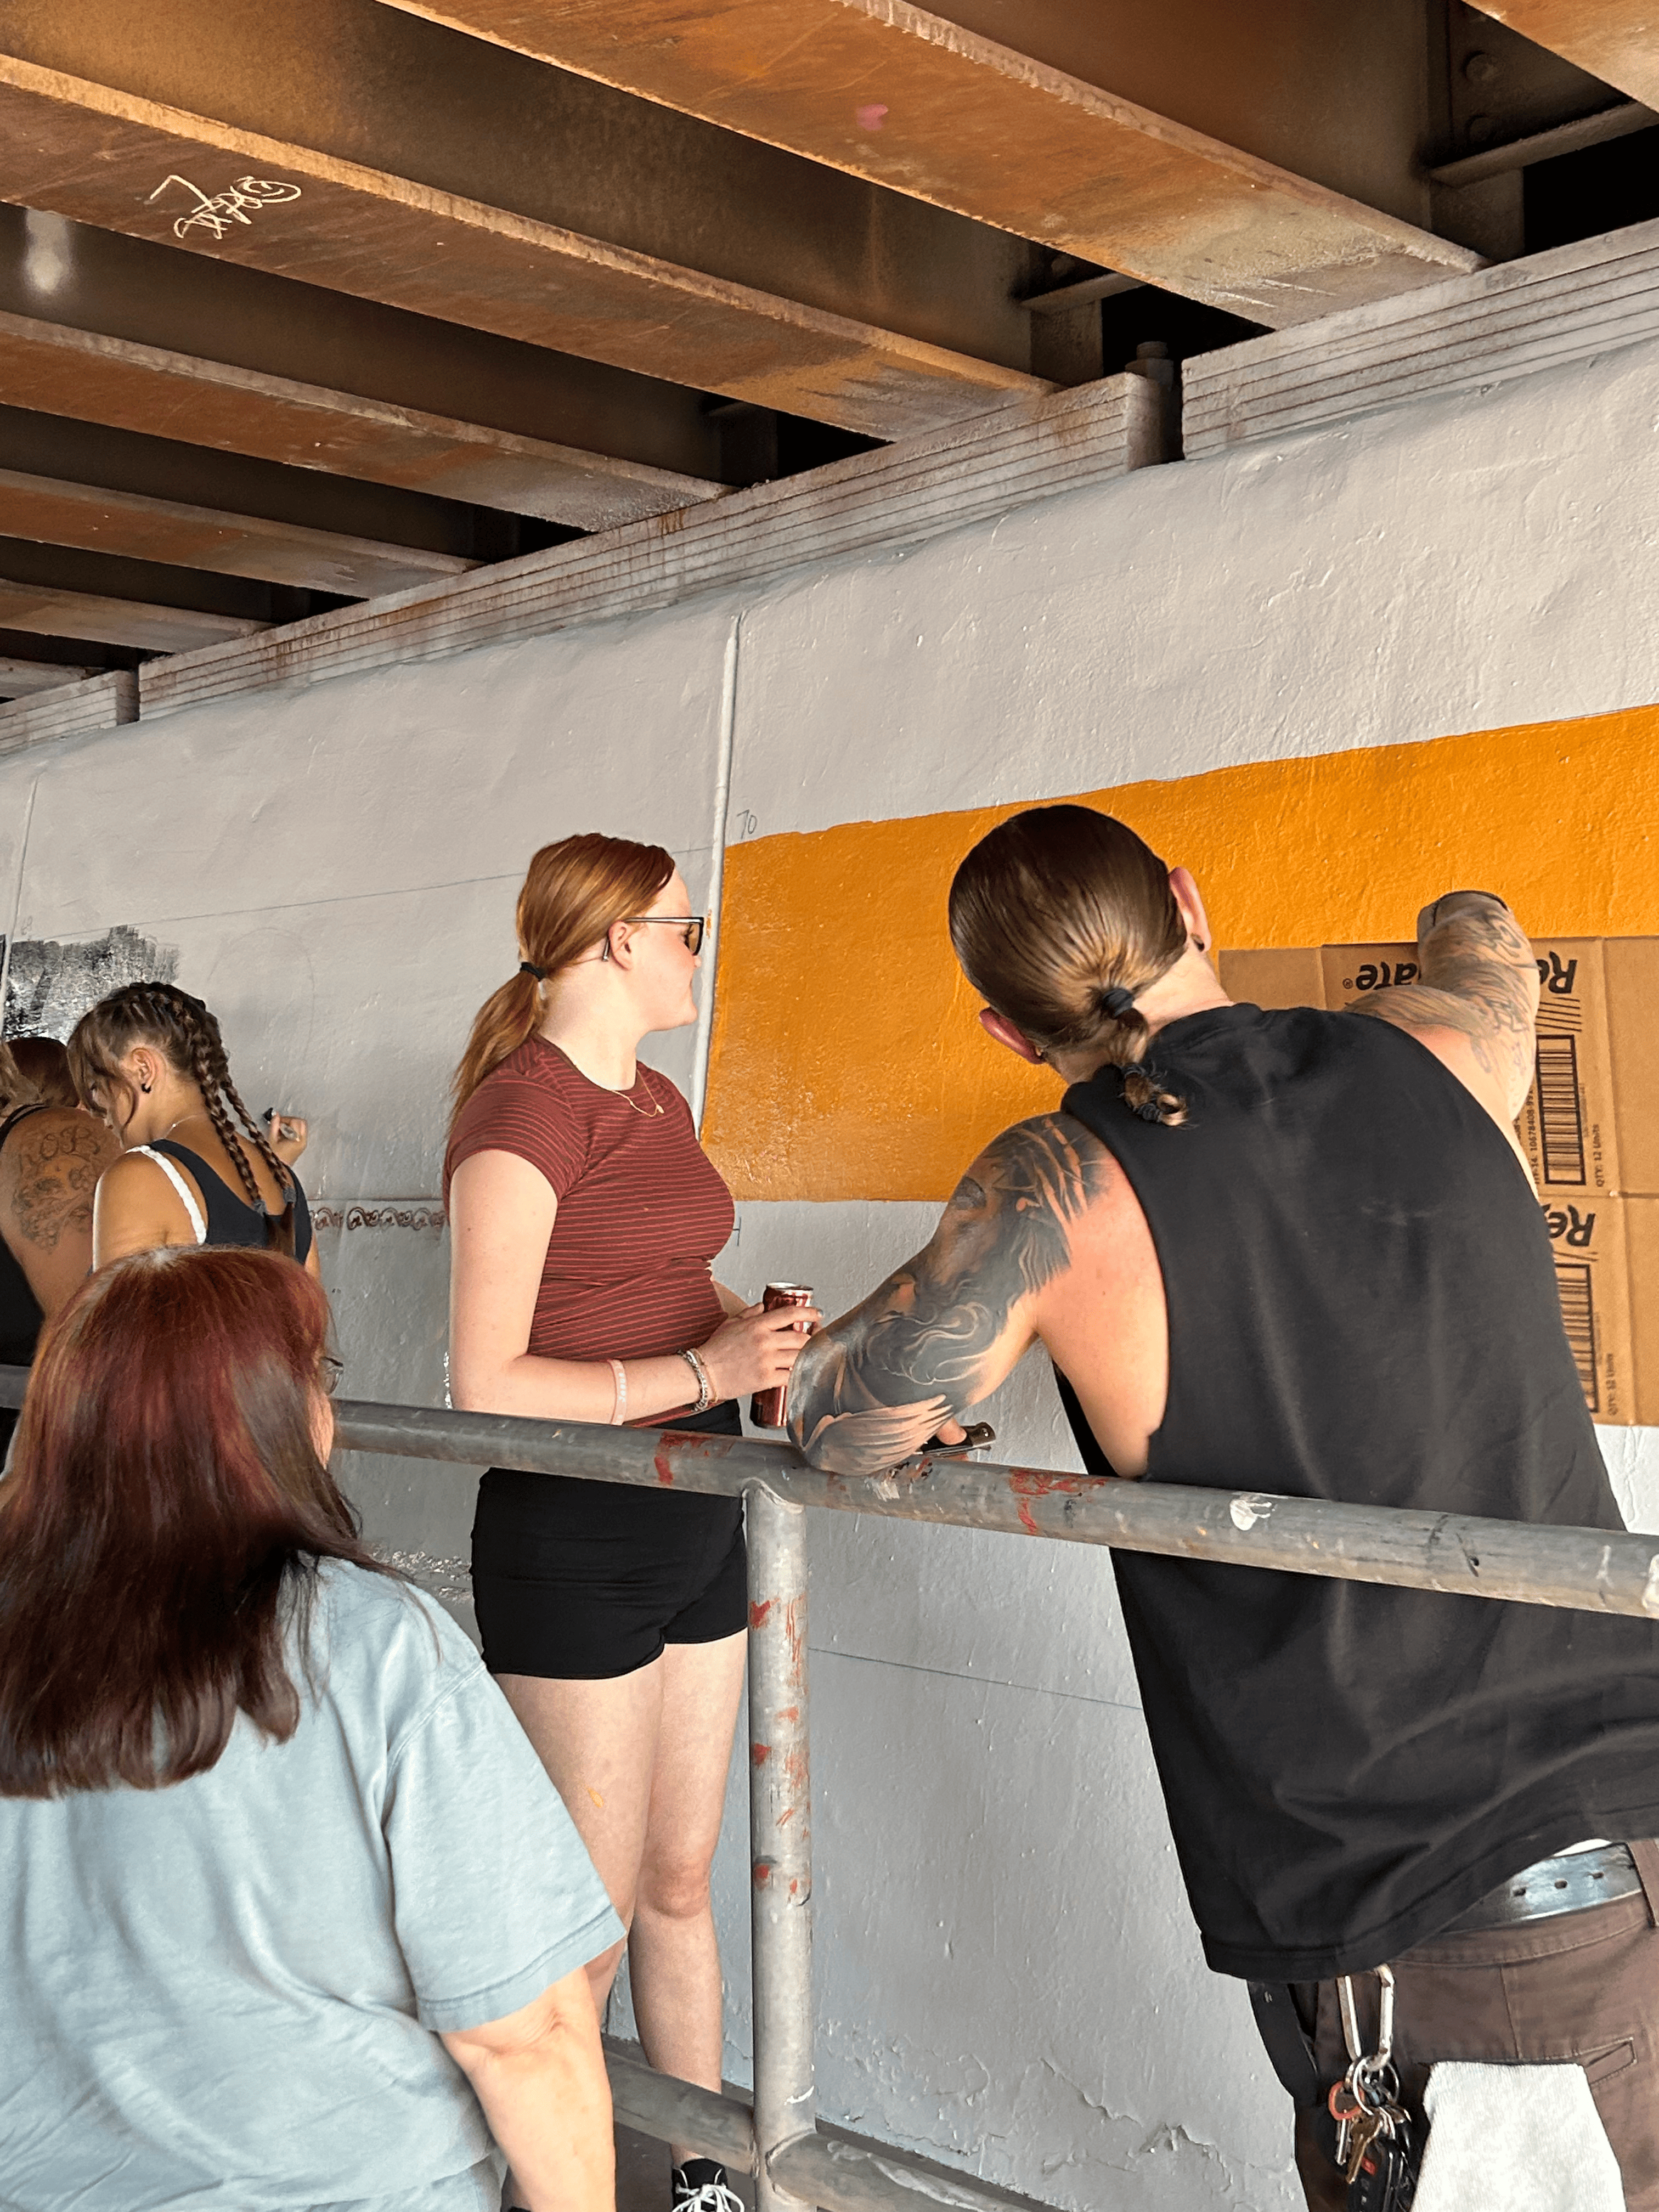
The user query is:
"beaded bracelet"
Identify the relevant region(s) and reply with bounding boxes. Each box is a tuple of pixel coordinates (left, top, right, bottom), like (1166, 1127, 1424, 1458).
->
(681, 1345, 715, 1415)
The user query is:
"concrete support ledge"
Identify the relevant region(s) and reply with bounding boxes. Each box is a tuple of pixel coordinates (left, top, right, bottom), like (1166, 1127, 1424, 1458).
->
(137, 373, 1164, 720)
(0, 668, 137, 757)
(1183, 215, 1659, 456)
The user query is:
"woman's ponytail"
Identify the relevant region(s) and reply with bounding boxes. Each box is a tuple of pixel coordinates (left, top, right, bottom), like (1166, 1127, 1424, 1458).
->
(450, 968, 547, 1123)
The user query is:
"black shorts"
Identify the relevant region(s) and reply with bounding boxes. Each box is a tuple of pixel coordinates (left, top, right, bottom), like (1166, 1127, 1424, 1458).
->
(470, 1401, 747, 1680)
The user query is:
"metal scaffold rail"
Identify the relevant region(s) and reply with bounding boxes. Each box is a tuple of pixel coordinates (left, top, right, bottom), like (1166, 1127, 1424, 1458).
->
(5, 1367, 1658, 2212)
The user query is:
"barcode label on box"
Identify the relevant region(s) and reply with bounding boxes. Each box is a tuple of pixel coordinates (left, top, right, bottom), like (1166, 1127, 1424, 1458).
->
(1554, 1260, 1598, 1412)
(1534, 1034, 1587, 1186)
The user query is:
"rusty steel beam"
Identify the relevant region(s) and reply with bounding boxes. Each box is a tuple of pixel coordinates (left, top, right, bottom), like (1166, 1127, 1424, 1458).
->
(0, 467, 477, 596)
(1469, 3, 1659, 111)
(0, 54, 1046, 438)
(383, 0, 1484, 327)
(0, 311, 724, 532)
(0, 578, 264, 652)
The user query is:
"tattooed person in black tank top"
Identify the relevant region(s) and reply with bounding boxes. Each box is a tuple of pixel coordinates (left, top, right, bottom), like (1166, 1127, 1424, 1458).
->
(0, 1040, 119, 1458)
(789, 805, 1659, 2211)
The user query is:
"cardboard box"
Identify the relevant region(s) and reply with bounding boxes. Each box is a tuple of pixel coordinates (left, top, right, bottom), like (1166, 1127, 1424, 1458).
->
(1629, 1198, 1659, 1427)
(1217, 936, 1659, 1425)
(1541, 1190, 1632, 1425)
(1313, 939, 1621, 1197)
(1607, 941, 1659, 1199)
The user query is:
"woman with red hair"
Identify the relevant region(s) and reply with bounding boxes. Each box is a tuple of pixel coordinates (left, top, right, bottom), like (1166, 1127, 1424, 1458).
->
(0, 1246, 620, 2212)
(447, 832, 815, 2212)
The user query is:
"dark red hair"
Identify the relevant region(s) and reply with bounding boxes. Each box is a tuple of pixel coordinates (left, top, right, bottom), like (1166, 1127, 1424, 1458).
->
(0, 1247, 387, 1798)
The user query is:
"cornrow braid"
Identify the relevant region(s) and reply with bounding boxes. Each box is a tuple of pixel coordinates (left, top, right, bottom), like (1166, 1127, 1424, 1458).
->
(67, 981, 296, 1256)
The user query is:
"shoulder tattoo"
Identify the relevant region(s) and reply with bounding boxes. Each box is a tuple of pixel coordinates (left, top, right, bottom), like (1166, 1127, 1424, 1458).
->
(7, 1118, 112, 1253)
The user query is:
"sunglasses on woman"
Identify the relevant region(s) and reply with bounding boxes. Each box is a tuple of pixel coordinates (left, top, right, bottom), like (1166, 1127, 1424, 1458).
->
(607, 916, 707, 956)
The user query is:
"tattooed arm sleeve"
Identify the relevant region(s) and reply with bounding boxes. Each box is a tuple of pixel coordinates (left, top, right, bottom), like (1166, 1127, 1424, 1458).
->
(786, 1113, 1114, 1477)
(1350, 891, 1540, 1118)
(0, 1109, 121, 1317)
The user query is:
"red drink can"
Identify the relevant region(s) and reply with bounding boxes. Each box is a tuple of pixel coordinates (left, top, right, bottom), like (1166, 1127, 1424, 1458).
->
(750, 1283, 816, 1429)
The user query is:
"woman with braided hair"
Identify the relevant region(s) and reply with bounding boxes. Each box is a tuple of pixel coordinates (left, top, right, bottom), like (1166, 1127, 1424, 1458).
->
(67, 982, 318, 1276)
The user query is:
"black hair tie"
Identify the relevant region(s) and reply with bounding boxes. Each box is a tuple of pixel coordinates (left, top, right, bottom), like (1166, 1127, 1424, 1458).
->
(518, 960, 548, 981)
(1098, 984, 1136, 1019)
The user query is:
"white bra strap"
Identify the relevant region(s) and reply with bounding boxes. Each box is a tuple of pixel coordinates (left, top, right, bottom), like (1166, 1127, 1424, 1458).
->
(131, 1146, 207, 1246)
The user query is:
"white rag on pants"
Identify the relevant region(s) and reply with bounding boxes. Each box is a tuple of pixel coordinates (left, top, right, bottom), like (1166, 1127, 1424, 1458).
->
(1413, 2061, 1625, 2210)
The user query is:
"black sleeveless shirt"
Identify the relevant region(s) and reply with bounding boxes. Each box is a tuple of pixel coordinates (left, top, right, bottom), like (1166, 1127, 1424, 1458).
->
(149, 1139, 313, 1264)
(0, 1104, 49, 1459)
(1058, 1003, 1659, 1982)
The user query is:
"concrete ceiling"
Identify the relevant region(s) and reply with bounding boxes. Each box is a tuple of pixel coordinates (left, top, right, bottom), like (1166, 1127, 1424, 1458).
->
(0, 0, 1651, 692)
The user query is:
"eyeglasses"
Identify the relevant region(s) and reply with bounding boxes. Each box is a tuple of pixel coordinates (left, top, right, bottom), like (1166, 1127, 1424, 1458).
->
(609, 916, 707, 956)
(319, 1353, 345, 1396)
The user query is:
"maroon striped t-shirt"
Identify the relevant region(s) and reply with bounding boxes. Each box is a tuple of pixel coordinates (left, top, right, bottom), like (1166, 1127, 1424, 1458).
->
(444, 1038, 733, 1384)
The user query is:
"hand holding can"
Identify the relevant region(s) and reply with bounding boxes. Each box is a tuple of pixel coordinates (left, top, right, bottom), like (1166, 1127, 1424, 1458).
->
(750, 1283, 816, 1428)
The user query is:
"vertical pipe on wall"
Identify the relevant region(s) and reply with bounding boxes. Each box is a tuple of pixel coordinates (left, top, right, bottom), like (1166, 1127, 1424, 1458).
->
(0, 777, 38, 1036)
(691, 612, 742, 1133)
(745, 1479, 817, 2210)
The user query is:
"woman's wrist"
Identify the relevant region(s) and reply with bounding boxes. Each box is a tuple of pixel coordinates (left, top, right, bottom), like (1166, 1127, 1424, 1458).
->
(593, 1352, 720, 1424)
(680, 1345, 715, 1414)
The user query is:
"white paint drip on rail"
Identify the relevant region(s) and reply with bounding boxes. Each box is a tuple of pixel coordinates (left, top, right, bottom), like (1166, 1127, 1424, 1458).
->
(1229, 1492, 1277, 1531)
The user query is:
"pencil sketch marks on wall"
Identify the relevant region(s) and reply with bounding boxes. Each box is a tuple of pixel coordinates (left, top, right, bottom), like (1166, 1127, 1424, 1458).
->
(0, 925, 179, 1039)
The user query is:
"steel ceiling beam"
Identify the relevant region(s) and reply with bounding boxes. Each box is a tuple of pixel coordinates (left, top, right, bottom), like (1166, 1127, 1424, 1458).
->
(0, 312, 725, 533)
(1469, 4, 1659, 110)
(0, 52, 1046, 438)
(0, 468, 477, 596)
(0, 204, 733, 506)
(379, 0, 1484, 327)
(0, 578, 264, 652)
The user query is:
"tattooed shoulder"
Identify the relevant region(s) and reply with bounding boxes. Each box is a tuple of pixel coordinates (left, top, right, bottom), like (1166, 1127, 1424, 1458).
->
(3, 1112, 119, 1254)
(1350, 901, 1538, 1110)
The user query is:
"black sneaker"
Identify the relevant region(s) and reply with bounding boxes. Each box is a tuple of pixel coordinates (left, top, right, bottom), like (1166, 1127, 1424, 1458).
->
(672, 2158, 744, 2212)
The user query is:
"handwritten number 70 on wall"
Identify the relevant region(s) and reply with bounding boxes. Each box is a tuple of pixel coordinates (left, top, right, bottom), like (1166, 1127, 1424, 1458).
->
(147, 174, 302, 242)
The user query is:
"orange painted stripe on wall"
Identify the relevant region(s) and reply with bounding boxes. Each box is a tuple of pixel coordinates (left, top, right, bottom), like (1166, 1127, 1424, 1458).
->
(701, 702, 1659, 1203)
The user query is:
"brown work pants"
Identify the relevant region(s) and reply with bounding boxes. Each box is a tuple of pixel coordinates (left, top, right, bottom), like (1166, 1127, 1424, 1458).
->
(1291, 1841, 1659, 2210)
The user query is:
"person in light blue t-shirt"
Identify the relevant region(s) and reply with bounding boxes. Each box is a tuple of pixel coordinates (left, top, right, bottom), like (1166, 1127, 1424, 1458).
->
(0, 1244, 624, 2212)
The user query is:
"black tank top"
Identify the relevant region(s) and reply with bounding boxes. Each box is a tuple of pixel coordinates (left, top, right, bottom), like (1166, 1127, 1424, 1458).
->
(0, 1104, 51, 1457)
(150, 1139, 313, 1265)
(1058, 1003, 1659, 1982)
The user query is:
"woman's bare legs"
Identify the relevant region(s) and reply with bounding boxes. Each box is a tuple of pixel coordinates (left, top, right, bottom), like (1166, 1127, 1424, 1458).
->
(627, 1632, 749, 2091)
(498, 1632, 748, 2162)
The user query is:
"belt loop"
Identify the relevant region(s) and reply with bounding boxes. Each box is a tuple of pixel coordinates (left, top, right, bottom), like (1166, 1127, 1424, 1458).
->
(1627, 1839, 1659, 1926)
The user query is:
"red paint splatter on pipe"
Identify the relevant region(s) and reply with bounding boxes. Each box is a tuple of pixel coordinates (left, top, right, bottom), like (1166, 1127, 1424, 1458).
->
(749, 1599, 772, 1630)
(776, 1705, 799, 1724)
(653, 1451, 675, 1486)
(1007, 1467, 1112, 1533)
(751, 1743, 771, 1767)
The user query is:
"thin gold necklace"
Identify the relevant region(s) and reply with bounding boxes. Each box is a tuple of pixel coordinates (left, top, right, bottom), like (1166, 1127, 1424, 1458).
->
(616, 1065, 665, 1119)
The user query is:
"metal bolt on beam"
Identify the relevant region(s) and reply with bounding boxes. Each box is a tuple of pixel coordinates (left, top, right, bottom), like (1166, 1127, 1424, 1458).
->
(745, 1480, 817, 2212)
